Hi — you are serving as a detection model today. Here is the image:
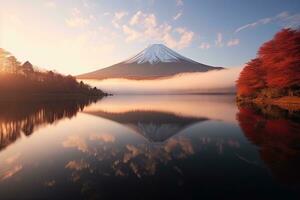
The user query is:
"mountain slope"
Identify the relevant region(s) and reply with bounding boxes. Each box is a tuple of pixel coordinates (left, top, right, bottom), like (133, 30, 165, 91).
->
(78, 44, 223, 80)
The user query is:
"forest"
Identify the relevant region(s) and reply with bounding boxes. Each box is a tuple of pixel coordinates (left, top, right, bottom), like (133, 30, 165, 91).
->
(237, 28, 300, 101)
(0, 48, 106, 97)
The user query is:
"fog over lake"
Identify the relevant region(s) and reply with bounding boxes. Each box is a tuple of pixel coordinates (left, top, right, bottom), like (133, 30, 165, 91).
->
(81, 67, 242, 94)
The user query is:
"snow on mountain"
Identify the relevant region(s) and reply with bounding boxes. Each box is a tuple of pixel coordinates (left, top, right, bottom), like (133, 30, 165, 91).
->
(125, 44, 197, 64)
(77, 44, 223, 80)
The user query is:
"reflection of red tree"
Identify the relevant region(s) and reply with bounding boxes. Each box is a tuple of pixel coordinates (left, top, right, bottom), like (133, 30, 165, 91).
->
(237, 106, 300, 185)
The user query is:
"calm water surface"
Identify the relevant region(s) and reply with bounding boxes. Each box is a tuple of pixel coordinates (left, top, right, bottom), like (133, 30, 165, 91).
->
(0, 95, 299, 199)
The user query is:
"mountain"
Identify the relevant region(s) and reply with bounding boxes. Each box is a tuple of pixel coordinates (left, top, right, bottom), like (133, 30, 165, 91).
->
(78, 44, 223, 80)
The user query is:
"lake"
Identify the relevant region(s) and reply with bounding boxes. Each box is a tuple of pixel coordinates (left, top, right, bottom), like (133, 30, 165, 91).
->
(0, 95, 299, 199)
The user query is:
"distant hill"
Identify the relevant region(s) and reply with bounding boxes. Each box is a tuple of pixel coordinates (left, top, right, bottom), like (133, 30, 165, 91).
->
(0, 48, 107, 98)
(78, 44, 223, 80)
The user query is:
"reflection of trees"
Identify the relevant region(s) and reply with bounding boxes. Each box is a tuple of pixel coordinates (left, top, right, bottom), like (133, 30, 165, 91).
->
(0, 98, 100, 151)
(236, 103, 300, 185)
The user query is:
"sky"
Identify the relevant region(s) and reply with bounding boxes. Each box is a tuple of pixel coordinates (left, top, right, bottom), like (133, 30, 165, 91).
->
(1, 0, 300, 75)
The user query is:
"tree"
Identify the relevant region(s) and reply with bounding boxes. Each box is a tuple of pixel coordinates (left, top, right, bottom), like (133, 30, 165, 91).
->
(237, 28, 300, 98)
(22, 61, 34, 75)
(237, 58, 265, 97)
(258, 28, 300, 90)
(0, 48, 10, 72)
(6, 56, 21, 73)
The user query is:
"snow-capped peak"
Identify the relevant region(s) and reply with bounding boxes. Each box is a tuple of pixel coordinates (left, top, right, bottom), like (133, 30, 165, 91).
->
(124, 44, 197, 64)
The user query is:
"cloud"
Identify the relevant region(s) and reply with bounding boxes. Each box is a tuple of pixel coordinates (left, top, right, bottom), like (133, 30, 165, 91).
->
(199, 42, 210, 49)
(176, 0, 184, 6)
(215, 33, 223, 47)
(82, 0, 90, 8)
(123, 11, 194, 49)
(65, 8, 90, 28)
(173, 11, 182, 20)
(278, 11, 300, 28)
(84, 67, 242, 94)
(153, 25, 194, 49)
(129, 11, 143, 25)
(173, 27, 194, 48)
(112, 11, 128, 28)
(235, 17, 271, 33)
(122, 25, 142, 42)
(227, 38, 240, 47)
(129, 11, 157, 27)
(44, 1, 56, 8)
(235, 11, 300, 33)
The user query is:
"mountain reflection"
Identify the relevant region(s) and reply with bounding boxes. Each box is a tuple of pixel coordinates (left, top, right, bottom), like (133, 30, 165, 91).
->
(237, 103, 300, 185)
(0, 98, 99, 151)
(85, 110, 207, 142)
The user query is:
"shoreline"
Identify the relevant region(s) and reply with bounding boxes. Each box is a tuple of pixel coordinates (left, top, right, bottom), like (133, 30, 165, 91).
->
(0, 93, 110, 102)
(237, 96, 300, 111)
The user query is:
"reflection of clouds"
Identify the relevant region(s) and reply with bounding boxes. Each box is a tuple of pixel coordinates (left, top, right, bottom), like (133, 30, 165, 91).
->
(0, 165, 23, 181)
(44, 180, 56, 187)
(123, 145, 140, 163)
(0, 152, 23, 181)
(65, 134, 241, 179)
(164, 137, 194, 156)
(63, 135, 88, 153)
(113, 136, 195, 177)
(65, 160, 91, 183)
(89, 133, 115, 143)
(5, 153, 21, 164)
(66, 160, 90, 171)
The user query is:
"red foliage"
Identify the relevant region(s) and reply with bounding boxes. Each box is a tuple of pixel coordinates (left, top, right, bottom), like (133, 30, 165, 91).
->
(236, 58, 265, 97)
(237, 28, 300, 97)
(259, 28, 300, 88)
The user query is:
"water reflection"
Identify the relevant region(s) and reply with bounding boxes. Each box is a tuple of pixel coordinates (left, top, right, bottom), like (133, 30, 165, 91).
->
(86, 110, 207, 142)
(0, 95, 299, 199)
(237, 103, 300, 186)
(0, 98, 99, 151)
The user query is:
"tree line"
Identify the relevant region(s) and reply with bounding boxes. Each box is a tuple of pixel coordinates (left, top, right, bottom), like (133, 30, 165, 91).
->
(237, 28, 300, 99)
(0, 48, 106, 96)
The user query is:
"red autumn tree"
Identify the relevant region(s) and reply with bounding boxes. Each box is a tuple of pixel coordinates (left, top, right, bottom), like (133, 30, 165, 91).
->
(237, 58, 265, 97)
(237, 28, 300, 98)
(258, 28, 300, 90)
